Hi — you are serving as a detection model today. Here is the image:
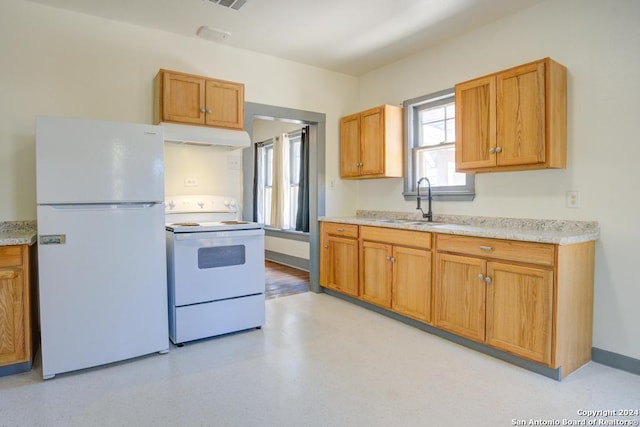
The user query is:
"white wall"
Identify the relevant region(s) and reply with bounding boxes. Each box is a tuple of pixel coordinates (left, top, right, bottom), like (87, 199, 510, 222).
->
(355, 0, 640, 360)
(2, 0, 637, 362)
(0, 0, 358, 221)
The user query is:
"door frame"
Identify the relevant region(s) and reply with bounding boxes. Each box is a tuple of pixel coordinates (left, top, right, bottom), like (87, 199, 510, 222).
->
(243, 102, 326, 293)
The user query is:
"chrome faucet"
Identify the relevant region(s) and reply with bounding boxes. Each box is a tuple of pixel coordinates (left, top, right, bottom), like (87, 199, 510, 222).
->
(416, 177, 433, 222)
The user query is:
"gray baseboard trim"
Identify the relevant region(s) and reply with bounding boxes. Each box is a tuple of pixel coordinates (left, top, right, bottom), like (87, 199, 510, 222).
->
(592, 347, 640, 376)
(322, 288, 563, 381)
(0, 360, 32, 377)
(265, 251, 309, 271)
(264, 228, 309, 242)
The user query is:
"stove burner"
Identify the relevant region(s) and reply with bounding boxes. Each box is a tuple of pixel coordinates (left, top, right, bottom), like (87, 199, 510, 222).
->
(171, 222, 200, 227)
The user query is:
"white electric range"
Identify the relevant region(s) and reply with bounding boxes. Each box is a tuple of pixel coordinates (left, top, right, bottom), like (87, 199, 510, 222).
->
(165, 195, 265, 345)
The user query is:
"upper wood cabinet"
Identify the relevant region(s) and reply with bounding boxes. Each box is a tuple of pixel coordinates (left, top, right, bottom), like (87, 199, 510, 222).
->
(455, 58, 566, 173)
(340, 105, 403, 179)
(154, 69, 245, 130)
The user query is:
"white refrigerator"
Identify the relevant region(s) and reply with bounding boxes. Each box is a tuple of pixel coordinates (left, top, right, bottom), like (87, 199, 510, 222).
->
(36, 116, 169, 379)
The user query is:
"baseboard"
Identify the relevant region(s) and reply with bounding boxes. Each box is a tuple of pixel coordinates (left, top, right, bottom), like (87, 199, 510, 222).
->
(265, 250, 309, 271)
(592, 347, 640, 376)
(0, 360, 32, 377)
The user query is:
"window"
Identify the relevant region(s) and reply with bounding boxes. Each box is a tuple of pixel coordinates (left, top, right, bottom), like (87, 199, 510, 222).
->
(403, 88, 474, 201)
(256, 129, 304, 230)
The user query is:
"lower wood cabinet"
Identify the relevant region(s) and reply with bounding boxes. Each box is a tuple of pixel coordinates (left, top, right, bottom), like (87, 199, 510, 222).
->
(0, 244, 37, 372)
(360, 226, 432, 323)
(320, 222, 359, 297)
(435, 251, 553, 364)
(435, 234, 594, 378)
(319, 221, 595, 378)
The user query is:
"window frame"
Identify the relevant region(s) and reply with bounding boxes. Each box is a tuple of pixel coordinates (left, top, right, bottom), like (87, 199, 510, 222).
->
(255, 129, 305, 231)
(402, 88, 475, 202)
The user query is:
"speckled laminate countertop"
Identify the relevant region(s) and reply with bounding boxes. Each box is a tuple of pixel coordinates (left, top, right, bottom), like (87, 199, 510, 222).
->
(320, 211, 599, 245)
(0, 221, 37, 246)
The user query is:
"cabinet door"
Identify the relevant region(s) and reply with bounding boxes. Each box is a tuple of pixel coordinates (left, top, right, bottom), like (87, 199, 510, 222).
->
(204, 80, 244, 129)
(323, 235, 359, 297)
(455, 75, 496, 170)
(496, 61, 546, 166)
(434, 253, 486, 342)
(392, 246, 431, 323)
(0, 268, 26, 365)
(361, 241, 392, 308)
(340, 113, 361, 177)
(360, 107, 385, 176)
(162, 72, 206, 124)
(485, 262, 553, 364)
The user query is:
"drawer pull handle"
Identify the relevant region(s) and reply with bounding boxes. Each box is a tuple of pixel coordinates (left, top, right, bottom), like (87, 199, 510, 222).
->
(479, 245, 494, 251)
(337, 228, 345, 232)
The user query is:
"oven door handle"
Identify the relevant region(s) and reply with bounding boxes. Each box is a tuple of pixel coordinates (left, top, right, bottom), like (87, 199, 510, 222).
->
(174, 228, 265, 240)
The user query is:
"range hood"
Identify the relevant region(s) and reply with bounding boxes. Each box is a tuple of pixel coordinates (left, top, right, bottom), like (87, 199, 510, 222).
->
(161, 123, 251, 149)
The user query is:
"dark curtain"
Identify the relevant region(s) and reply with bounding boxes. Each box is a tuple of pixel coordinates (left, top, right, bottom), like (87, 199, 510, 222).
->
(252, 142, 259, 222)
(295, 126, 310, 232)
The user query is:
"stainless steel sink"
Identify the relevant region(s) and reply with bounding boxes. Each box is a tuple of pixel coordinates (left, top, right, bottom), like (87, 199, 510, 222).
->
(368, 218, 455, 227)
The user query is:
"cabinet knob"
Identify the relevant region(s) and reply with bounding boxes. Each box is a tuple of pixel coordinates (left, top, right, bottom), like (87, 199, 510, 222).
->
(489, 147, 495, 154)
(484, 276, 492, 285)
(495, 146, 502, 153)
(206, 109, 212, 114)
(385, 256, 391, 261)
(200, 107, 206, 113)
(478, 274, 484, 281)
(323, 245, 328, 249)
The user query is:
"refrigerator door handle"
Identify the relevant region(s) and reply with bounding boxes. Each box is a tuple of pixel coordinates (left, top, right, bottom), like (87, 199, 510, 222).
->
(43, 203, 160, 211)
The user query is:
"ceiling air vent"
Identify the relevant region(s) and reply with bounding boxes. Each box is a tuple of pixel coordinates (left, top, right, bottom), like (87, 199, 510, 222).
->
(208, 0, 248, 11)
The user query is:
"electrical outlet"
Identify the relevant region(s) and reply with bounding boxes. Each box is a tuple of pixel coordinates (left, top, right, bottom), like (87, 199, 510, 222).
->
(566, 191, 581, 208)
(228, 155, 241, 170)
(184, 178, 198, 187)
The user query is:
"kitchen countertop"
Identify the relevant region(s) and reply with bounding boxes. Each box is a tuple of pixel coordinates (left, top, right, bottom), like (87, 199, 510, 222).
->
(320, 211, 599, 245)
(0, 221, 37, 246)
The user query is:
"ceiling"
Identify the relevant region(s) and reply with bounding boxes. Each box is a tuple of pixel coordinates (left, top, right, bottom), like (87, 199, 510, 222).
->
(26, 0, 545, 76)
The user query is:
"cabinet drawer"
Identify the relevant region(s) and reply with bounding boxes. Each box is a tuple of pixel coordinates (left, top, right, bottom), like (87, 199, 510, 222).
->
(361, 226, 431, 250)
(0, 246, 22, 268)
(436, 234, 554, 267)
(322, 222, 358, 238)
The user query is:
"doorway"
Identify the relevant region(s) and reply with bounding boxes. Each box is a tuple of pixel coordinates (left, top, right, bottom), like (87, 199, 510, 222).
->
(243, 102, 325, 293)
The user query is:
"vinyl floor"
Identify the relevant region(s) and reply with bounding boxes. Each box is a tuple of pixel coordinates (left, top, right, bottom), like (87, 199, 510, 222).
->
(1, 293, 638, 427)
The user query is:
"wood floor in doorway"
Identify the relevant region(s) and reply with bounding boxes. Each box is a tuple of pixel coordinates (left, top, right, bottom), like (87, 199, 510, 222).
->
(265, 260, 309, 300)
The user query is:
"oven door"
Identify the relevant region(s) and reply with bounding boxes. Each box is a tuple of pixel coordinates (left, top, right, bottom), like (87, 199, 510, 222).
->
(171, 228, 265, 306)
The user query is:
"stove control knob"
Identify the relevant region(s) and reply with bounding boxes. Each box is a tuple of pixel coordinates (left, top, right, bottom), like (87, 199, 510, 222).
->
(224, 199, 231, 208)
(198, 202, 204, 209)
(166, 200, 175, 210)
